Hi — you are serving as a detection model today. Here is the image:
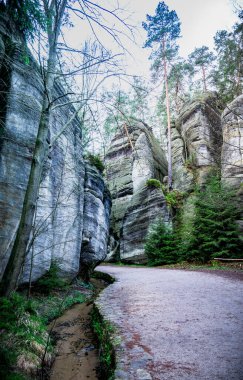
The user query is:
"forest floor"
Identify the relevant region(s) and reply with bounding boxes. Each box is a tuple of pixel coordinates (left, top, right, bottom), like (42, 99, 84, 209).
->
(96, 265, 243, 380)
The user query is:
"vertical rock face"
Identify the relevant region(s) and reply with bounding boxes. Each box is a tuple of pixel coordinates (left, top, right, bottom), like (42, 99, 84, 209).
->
(79, 162, 111, 280)
(105, 121, 170, 263)
(172, 93, 222, 190)
(221, 95, 243, 232)
(120, 186, 170, 263)
(0, 14, 110, 283)
(221, 95, 243, 188)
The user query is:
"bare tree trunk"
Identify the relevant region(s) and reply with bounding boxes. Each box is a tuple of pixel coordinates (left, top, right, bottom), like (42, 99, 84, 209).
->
(202, 65, 207, 92)
(0, 0, 67, 296)
(162, 38, 173, 190)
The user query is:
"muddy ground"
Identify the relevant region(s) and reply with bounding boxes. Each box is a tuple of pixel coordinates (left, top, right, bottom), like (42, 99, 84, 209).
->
(49, 279, 106, 380)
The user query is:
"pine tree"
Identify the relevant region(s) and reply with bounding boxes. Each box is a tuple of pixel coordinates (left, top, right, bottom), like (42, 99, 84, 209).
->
(188, 46, 215, 92)
(145, 221, 178, 265)
(212, 11, 243, 103)
(185, 176, 243, 263)
(143, 1, 181, 190)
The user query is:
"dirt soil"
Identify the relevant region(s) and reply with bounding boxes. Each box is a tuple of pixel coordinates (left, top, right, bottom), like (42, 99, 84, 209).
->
(49, 279, 106, 380)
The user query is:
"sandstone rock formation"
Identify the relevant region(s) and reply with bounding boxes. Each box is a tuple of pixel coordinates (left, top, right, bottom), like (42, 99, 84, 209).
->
(172, 92, 243, 238)
(105, 121, 170, 263)
(79, 162, 111, 281)
(221, 94, 243, 188)
(172, 92, 222, 190)
(221, 95, 243, 233)
(0, 14, 110, 284)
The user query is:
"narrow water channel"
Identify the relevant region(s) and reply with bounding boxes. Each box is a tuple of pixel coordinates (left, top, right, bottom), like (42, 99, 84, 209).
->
(49, 279, 106, 380)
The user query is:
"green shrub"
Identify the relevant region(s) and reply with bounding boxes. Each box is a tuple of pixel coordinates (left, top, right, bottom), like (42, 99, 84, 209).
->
(165, 189, 185, 209)
(146, 178, 162, 189)
(35, 261, 67, 295)
(86, 154, 105, 173)
(145, 221, 179, 266)
(185, 175, 243, 263)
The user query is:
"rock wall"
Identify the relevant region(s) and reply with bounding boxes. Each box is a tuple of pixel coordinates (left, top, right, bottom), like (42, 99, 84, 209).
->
(79, 162, 111, 280)
(221, 95, 243, 232)
(172, 92, 222, 190)
(173, 92, 243, 238)
(0, 13, 110, 283)
(221, 95, 243, 188)
(105, 121, 170, 263)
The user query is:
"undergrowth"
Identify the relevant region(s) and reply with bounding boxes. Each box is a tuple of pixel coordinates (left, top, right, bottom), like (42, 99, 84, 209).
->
(0, 292, 52, 380)
(86, 154, 105, 173)
(91, 306, 115, 380)
(0, 264, 90, 379)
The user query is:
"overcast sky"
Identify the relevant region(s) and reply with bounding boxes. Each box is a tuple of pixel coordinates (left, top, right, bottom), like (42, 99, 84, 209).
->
(65, 0, 241, 86)
(120, 0, 240, 77)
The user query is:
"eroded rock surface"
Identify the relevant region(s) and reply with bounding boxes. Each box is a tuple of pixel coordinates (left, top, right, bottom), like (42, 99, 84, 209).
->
(172, 92, 222, 190)
(105, 121, 169, 263)
(221, 95, 243, 233)
(221, 94, 243, 187)
(79, 162, 111, 280)
(0, 13, 110, 283)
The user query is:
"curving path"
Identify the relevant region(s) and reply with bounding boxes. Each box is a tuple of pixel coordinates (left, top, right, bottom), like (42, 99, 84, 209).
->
(96, 266, 243, 380)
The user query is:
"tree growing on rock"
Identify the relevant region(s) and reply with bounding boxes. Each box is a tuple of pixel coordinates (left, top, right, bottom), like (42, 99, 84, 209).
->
(167, 59, 193, 113)
(188, 46, 215, 92)
(143, 1, 181, 190)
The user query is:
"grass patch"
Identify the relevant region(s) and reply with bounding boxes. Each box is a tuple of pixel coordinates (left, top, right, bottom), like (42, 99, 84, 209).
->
(86, 154, 105, 173)
(0, 278, 92, 379)
(0, 292, 52, 379)
(146, 178, 162, 189)
(91, 305, 116, 380)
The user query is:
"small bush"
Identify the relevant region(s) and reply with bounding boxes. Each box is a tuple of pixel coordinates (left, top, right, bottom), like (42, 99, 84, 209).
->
(35, 261, 67, 295)
(86, 154, 105, 173)
(146, 178, 162, 189)
(145, 221, 179, 266)
(165, 189, 185, 209)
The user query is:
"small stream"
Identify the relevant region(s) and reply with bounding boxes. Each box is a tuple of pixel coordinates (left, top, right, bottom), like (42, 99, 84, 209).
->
(49, 279, 106, 380)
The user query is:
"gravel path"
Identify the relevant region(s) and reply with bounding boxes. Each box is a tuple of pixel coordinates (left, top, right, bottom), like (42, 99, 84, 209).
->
(96, 266, 243, 380)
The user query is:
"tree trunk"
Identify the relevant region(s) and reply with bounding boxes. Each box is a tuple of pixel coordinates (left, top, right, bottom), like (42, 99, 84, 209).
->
(162, 38, 173, 190)
(202, 65, 207, 92)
